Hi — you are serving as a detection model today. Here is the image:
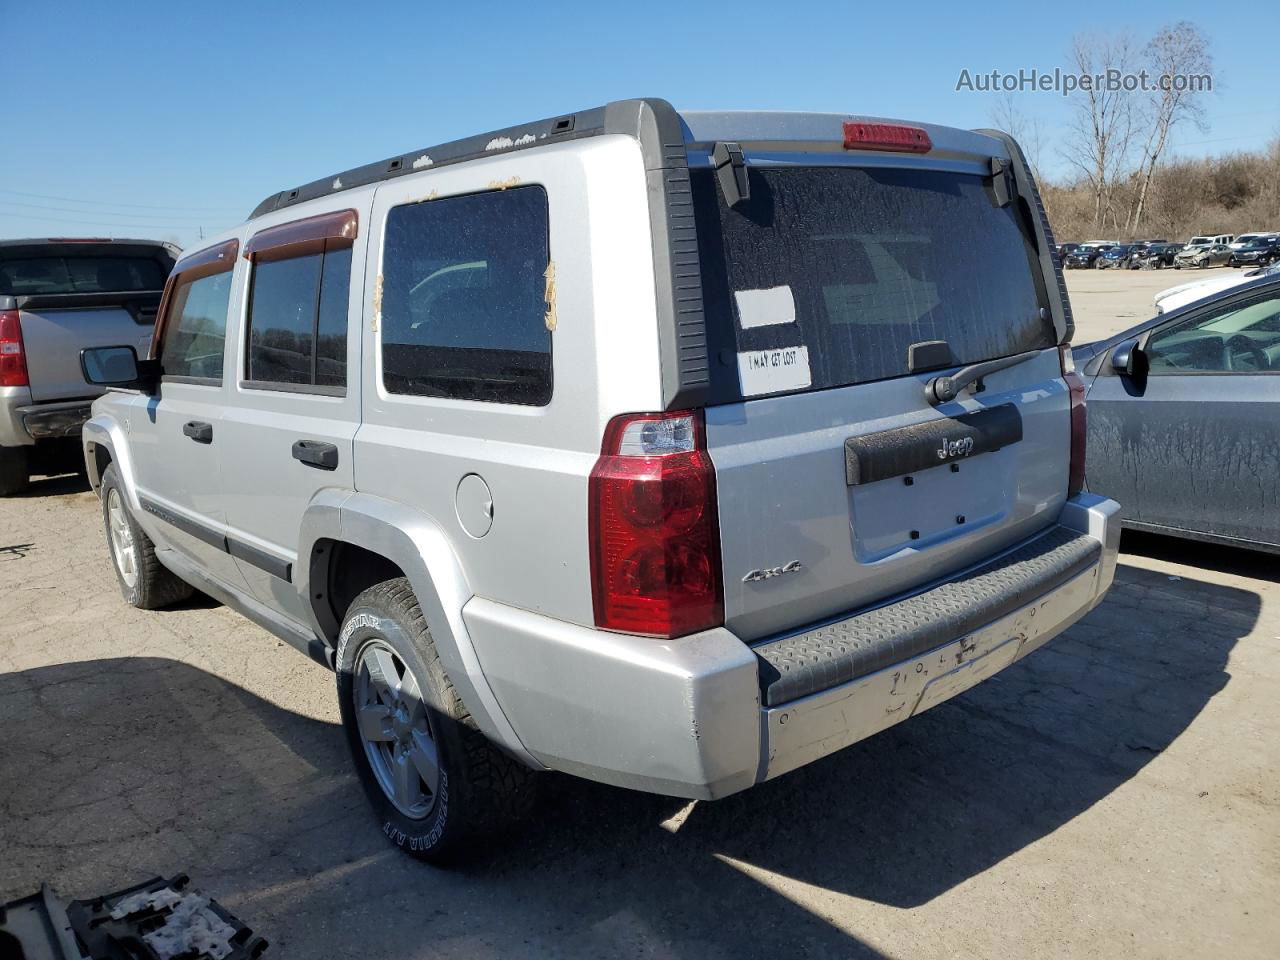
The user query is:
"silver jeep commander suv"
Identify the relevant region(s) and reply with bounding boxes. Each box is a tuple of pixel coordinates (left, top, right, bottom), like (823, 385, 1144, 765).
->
(82, 99, 1120, 863)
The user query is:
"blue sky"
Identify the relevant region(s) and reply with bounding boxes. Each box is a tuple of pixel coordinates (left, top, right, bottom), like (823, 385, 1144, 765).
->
(6, 0, 1276, 249)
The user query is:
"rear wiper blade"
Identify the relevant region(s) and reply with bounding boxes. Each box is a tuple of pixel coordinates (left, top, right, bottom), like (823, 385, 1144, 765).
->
(924, 348, 1042, 405)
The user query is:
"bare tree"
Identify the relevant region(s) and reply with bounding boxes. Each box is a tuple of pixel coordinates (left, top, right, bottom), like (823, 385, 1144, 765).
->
(989, 91, 1048, 182)
(1129, 22, 1212, 234)
(1061, 32, 1139, 233)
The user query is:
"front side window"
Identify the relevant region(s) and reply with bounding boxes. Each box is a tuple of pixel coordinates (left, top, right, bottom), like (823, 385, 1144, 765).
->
(159, 271, 233, 381)
(245, 242, 352, 390)
(380, 186, 552, 406)
(1147, 292, 1280, 374)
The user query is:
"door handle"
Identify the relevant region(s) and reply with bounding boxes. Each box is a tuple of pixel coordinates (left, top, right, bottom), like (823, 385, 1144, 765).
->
(183, 421, 213, 444)
(292, 439, 339, 470)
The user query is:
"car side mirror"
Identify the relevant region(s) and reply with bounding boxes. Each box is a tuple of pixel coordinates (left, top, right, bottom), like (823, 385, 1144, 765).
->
(81, 345, 159, 392)
(1110, 340, 1146, 377)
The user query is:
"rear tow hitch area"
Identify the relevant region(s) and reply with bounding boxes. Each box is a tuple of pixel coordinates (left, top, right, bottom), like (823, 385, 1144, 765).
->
(0, 873, 268, 960)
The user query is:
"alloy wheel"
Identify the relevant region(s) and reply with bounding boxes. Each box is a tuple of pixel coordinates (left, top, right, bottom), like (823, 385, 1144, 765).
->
(106, 488, 138, 588)
(353, 639, 440, 819)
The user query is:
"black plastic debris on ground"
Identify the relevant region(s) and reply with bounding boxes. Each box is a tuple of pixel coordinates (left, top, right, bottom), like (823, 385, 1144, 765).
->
(0, 874, 267, 960)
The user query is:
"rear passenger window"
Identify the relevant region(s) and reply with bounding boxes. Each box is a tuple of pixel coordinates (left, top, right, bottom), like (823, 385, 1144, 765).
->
(160, 272, 234, 382)
(380, 186, 552, 406)
(245, 243, 352, 391)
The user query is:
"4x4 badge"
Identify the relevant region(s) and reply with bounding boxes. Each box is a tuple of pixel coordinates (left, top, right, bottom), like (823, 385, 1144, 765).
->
(742, 560, 804, 583)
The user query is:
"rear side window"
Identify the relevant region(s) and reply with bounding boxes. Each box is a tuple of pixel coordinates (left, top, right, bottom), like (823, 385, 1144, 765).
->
(244, 244, 351, 390)
(380, 186, 552, 406)
(0, 256, 168, 296)
(160, 272, 234, 381)
(691, 166, 1055, 401)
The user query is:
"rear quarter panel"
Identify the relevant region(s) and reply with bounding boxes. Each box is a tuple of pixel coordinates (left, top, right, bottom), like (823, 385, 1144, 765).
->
(355, 135, 665, 626)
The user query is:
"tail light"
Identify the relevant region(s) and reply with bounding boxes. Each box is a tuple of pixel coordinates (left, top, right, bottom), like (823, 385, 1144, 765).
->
(1060, 345, 1087, 496)
(0, 310, 28, 388)
(589, 410, 723, 638)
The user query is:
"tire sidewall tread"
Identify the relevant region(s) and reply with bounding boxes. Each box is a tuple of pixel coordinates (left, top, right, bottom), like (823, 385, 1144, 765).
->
(335, 577, 534, 864)
(99, 463, 193, 609)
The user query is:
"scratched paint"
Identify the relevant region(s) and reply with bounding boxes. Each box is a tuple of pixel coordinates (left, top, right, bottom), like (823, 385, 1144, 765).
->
(543, 261, 558, 332)
(371, 273, 384, 332)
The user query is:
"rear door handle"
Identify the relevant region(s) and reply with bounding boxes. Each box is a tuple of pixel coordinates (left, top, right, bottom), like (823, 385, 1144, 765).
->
(183, 421, 213, 444)
(292, 439, 339, 470)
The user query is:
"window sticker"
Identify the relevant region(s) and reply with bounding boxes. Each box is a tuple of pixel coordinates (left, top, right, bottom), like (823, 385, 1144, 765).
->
(737, 346, 811, 397)
(733, 285, 795, 329)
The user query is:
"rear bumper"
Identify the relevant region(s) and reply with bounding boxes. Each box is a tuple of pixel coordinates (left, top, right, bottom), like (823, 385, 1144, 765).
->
(0, 389, 92, 445)
(467, 493, 1121, 799)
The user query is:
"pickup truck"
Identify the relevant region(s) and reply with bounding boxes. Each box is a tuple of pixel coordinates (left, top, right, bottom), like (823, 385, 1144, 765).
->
(0, 238, 178, 494)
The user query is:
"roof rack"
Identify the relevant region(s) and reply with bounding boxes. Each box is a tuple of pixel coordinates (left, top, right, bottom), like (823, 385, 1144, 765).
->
(247, 98, 683, 221)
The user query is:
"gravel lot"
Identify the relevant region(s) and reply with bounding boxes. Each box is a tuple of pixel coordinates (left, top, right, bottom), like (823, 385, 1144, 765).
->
(1, 266, 1276, 959)
(1065, 263, 1233, 342)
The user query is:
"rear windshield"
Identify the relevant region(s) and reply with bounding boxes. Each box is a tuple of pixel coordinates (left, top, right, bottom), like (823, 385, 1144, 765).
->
(691, 165, 1054, 401)
(0, 255, 169, 296)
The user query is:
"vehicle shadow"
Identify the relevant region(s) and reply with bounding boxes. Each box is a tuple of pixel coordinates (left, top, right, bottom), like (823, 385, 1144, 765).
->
(499, 560, 1253, 911)
(12, 471, 92, 498)
(0, 559, 1254, 958)
(1120, 528, 1280, 584)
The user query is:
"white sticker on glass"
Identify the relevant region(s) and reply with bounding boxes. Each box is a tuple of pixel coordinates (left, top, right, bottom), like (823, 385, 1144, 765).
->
(733, 286, 795, 329)
(737, 346, 812, 396)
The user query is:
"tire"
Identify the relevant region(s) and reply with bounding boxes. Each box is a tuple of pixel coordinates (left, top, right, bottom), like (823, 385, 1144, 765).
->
(335, 578, 536, 863)
(100, 463, 194, 609)
(0, 446, 30, 496)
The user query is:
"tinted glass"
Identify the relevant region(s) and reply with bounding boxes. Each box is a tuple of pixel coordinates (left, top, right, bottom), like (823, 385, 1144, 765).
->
(691, 166, 1053, 400)
(316, 245, 351, 387)
(1147, 293, 1280, 374)
(381, 186, 552, 405)
(160, 272, 233, 381)
(0, 256, 168, 295)
(247, 253, 320, 385)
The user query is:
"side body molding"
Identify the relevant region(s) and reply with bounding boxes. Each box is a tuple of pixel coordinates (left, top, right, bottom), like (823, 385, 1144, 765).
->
(297, 491, 540, 769)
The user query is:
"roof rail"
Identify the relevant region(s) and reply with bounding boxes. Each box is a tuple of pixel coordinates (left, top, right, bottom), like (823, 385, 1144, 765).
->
(247, 98, 685, 220)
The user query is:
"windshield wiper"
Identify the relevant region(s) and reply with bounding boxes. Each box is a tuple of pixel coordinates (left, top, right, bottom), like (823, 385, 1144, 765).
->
(924, 348, 1042, 405)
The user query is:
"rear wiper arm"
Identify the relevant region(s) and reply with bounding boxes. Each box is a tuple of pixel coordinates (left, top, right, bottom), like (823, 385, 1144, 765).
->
(924, 349, 1042, 405)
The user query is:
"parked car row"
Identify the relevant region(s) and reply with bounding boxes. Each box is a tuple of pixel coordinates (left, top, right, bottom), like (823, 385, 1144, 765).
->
(1062, 241, 1119, 269)
(1061, 239, 1177, 270)
(1135, 242, 1183, 269)
(1058, 230, 1280, 271)
(1229, 234, 1280, 268)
